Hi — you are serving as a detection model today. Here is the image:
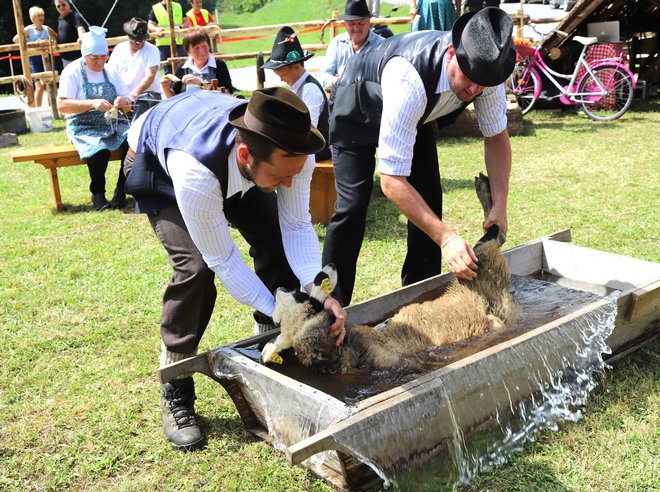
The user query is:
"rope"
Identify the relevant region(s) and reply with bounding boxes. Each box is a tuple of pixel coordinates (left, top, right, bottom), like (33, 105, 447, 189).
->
(68, 0, 122, 29)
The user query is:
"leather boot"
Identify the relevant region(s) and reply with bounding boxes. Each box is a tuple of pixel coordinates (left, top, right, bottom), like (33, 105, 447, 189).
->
(109, 187, 126, 209)
(160, 377, 205, 451)
(91, 193, 109, 211)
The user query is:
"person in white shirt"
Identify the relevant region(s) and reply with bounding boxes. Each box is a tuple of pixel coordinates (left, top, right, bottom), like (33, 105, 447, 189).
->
(125, 88, 346, 451)
(108, 17, 162, 121)
(57, 26, 132, 211)
(317, 0, 384, 89)
(323, 7, 516, 306)
(263, 26, 330, 162)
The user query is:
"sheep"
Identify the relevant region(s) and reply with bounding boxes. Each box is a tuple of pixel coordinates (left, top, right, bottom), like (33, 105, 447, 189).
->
(261, 174, 520, 374)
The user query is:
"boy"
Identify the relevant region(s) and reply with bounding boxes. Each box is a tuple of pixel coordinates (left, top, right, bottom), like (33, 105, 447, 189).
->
(263, 27, 330, 161)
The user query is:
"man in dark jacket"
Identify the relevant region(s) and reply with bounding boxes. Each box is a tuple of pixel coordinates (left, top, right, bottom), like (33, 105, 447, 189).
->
(54, 0, 86, 67)
(323, 7, 516, 306)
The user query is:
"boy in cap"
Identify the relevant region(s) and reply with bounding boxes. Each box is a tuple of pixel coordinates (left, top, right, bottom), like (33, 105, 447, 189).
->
(324, 7, 516, 306)
(125, 88, 346, 451)
(263, 26, 330, 161)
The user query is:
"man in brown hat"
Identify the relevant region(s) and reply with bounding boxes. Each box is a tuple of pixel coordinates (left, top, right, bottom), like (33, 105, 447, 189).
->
(263, 26, 330, 161)
(125, 88, 346, 451)
(324, 7, 516, 307)
(317, 0, 384, 89)
(108, 18, 162, 120)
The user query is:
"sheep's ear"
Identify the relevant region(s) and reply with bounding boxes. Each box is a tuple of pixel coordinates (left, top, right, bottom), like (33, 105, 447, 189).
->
(310, 264, 337, 305)
(262, 336, 288, 365)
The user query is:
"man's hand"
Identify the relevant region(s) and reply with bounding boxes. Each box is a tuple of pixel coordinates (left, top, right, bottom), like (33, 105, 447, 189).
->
(323, 296, 346, 347)
(483, 203, 508, 237)
(441, 233, 478, 280)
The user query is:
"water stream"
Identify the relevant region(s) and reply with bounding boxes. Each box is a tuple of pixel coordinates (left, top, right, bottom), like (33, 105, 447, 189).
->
(228, 275, 619, 490)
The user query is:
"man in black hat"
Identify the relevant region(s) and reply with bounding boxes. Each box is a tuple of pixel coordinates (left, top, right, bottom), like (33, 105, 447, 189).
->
(108, 18, 162, 121)
(323, 7, 516, 307)
(125, 89, 347, 451)
(263, 26, 330, 162)
(317, 0, 384, 89)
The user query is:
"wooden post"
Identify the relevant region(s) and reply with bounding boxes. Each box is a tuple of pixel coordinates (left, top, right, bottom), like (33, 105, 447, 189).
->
(331, 11, 340, 40)
(44, 39, 59, 119)
(256, 52, 264, 90)
(517, 0, 525, 40)
(11, 0, 35, 107)
(165, 0, 177, 74)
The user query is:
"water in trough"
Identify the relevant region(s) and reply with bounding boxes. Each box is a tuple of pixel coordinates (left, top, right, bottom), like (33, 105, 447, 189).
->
(232, 275, 619, 490)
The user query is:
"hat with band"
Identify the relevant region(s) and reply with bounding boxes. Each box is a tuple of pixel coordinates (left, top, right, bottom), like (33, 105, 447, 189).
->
(262, 26, 314, 70)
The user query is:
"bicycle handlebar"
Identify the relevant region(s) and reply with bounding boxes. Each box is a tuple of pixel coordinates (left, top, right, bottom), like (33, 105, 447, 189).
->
(527, 22, 569, 42)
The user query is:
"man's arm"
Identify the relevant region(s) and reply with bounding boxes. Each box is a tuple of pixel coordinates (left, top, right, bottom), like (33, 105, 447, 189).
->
(482, 129, 511, 234)
(130, 66, 159, 100)
(380, 174, 478, 280)
(317, 37, 341, 89)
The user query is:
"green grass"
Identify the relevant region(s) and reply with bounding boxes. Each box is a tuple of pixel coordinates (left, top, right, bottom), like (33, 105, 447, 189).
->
(216, 1, 411, 68)
(1, 98, 658, 491)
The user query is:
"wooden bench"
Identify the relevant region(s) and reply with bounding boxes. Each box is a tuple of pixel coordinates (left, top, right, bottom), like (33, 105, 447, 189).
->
(13, 145, 336, 220)
(12, 143, 125, 211)
(310, 159, 336, 226)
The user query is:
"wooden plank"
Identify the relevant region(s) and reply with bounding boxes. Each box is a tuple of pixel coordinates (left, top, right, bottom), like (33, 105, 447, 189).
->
(625, 279, 660, 321)
(542, 240, 660, 291)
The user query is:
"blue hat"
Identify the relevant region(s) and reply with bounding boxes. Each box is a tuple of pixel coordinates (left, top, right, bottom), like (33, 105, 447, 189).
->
(81, 26, 108, 56)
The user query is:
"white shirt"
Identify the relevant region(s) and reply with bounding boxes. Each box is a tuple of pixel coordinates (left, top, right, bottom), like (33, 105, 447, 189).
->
(317, 30, 384, 89)
(57, 58, 133, 115)
(107, 41, 161, 94)
(378, 54, 508, 177)
(128, 111, 321, 317)
(291, 71, 325, 129)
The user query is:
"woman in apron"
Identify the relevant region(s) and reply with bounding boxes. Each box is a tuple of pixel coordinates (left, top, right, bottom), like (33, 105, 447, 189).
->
(57, 26, 132, 211)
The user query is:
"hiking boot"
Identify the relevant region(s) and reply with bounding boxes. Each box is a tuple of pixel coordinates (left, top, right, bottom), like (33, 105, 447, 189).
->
(109, 187, 126, 209)
(91, 193, 109, 211)
(160, 377, 205, 451)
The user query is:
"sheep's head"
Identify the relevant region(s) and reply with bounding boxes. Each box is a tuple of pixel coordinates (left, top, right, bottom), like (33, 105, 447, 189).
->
(261, 265, 339, 369)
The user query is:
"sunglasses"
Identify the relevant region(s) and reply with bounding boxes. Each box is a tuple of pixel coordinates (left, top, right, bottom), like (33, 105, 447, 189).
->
(55, 3, 68, 8)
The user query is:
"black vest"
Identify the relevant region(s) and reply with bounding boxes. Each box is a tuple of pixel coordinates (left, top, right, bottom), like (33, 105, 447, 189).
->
(329, 31, 471, 148)
(302, 74, 331, 162)
(129, 91, 242, 214)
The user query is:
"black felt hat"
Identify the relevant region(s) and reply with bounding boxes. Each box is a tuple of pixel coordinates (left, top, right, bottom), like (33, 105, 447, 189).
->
(262, 27, 314, 70)
(339, 0, 372, 20)
(123, 17, 149, 41)
(228, 87, 325, 155)
(451, 7, 516, 87)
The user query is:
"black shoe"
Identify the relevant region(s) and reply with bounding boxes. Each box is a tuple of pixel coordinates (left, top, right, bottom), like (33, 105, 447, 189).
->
(91, 193, 110, 211)
(161, 377, 205, 451)
(109, 188, 126, 209)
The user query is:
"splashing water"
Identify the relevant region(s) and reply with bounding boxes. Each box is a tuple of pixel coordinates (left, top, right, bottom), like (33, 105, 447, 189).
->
(389, 291, 619, 491)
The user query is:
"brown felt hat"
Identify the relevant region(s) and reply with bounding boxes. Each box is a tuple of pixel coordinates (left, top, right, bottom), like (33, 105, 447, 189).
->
(123, 17, 149, 41)
(228, 87, 325, 155)
(452, 7, 516, 87)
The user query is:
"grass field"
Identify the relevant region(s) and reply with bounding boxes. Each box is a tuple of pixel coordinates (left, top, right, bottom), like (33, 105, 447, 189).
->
(216, 1, 411, 69)
(0, 101, 658, 490)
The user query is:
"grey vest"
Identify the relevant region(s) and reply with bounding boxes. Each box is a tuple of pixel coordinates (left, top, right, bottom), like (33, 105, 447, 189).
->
(329, 31, 470, 148)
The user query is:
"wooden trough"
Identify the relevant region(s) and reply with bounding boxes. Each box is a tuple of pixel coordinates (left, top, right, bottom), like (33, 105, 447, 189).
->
(160, 230, 659, 490)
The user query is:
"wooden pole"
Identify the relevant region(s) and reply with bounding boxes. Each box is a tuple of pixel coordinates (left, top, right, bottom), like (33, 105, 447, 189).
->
(165, 0, 177, 73)
(11, 0, 35, 106)
(44, 38, 59, 118)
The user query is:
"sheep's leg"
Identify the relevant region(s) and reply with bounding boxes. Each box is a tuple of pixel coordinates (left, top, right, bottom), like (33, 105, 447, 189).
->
(474, 173, 506, 247)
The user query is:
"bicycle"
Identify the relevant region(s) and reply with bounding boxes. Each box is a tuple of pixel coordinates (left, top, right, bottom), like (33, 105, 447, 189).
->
(509, 24, 636, 121)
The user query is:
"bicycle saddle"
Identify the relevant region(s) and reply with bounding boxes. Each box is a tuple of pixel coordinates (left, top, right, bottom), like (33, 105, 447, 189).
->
(573, 36, 598, 46)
